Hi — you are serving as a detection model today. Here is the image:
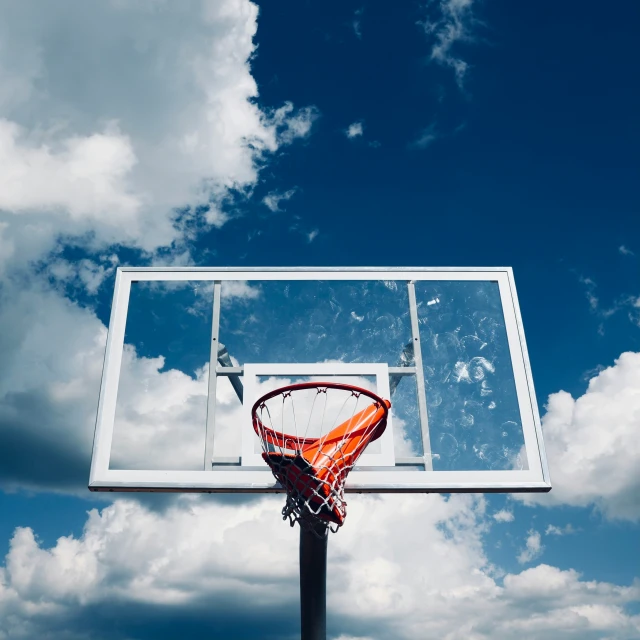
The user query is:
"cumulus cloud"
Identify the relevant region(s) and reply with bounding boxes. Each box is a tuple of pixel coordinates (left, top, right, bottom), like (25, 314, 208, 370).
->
(221, 280, 262, 303)
(0, 280, 107, 492)
(262, 188, 298, 212)
(110, 349, 210, 471)
(409, 124, 438, 149)
(1, 496, 639, 640)
(499, 564, 640, 638)
(0, 497, 301, 640)
(0, 120, 141, 221)
(546, 524, 578, 536)
(346, 121, 364, 139)
(517, 530, 544, 564)
(269, 102, 320, 144)
(0, 0, 317, 274)
(420, 0, 477, 87)
(0, 275, 236, 489)
(619, 245, 634, 256)
(45, 255, 120, 295)
(516, 351, 640, 521)
(493, 510, 514, 523)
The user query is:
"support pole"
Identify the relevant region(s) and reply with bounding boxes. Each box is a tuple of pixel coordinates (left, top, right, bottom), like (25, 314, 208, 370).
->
(299, 523, 328, 640)
(407, 281, 433, 470)
(203, 281, 222, 470)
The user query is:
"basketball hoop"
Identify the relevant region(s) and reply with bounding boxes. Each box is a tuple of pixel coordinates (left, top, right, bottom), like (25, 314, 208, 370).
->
(252, 382, 391, 533)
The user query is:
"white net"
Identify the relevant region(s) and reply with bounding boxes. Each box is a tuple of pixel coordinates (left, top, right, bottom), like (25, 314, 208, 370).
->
(251, 382, 390, 534)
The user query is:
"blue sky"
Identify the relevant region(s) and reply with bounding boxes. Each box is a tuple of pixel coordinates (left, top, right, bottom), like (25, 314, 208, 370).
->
(0, 1, 639, 638)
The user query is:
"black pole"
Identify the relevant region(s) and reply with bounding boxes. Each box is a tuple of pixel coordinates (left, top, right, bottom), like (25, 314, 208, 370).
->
(299, 523, 328, 640)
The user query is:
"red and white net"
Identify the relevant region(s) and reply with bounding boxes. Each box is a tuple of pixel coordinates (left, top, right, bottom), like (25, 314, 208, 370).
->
(251, 382, 390, 533)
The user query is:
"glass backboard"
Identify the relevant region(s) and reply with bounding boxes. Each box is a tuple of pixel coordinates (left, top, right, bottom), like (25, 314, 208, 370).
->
(89, 268, 551, 493)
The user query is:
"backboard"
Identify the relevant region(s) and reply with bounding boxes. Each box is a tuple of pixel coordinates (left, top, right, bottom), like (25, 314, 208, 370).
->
(89, 267, 551, 494)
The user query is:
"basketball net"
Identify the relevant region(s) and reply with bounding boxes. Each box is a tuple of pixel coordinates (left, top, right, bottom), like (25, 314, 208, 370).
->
(252, 382, 390, 534)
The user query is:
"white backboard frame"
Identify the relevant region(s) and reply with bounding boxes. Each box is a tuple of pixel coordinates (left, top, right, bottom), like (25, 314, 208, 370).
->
(88, 267, 551, 494)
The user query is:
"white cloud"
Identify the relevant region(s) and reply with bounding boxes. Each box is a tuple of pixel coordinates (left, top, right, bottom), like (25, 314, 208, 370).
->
(1, 496, 639, 640)
(577, 275, 640, 332)
(110, 349, 211, 471)
(99, 303, 257, 469)
(619, 245, 634, 256)
(516, 351, 640, 521)
(517, 530, 544, 564)
(579, 275, 600, 311)
(346, 121, 364, 139)
(420, 0, 477, 87)
(409, 124, 438, 149)
(46, 255, 120, 295)
(500, 564, 640, 636)
(221, 280, 262, 302)
(546, 524, 578, 536)
(493, 510, 514, 523)
(0, 272, 245, 489)
(0, 120, 141, 222)
(262, 188, 298, 212)
(352, 8, 364, 40)
(270, 102, 320, 144)
(0, 497, 299, 630)
(288, 216, 321, 245)
(0, 0, 317, 273)
(0, 280, 107, 492)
